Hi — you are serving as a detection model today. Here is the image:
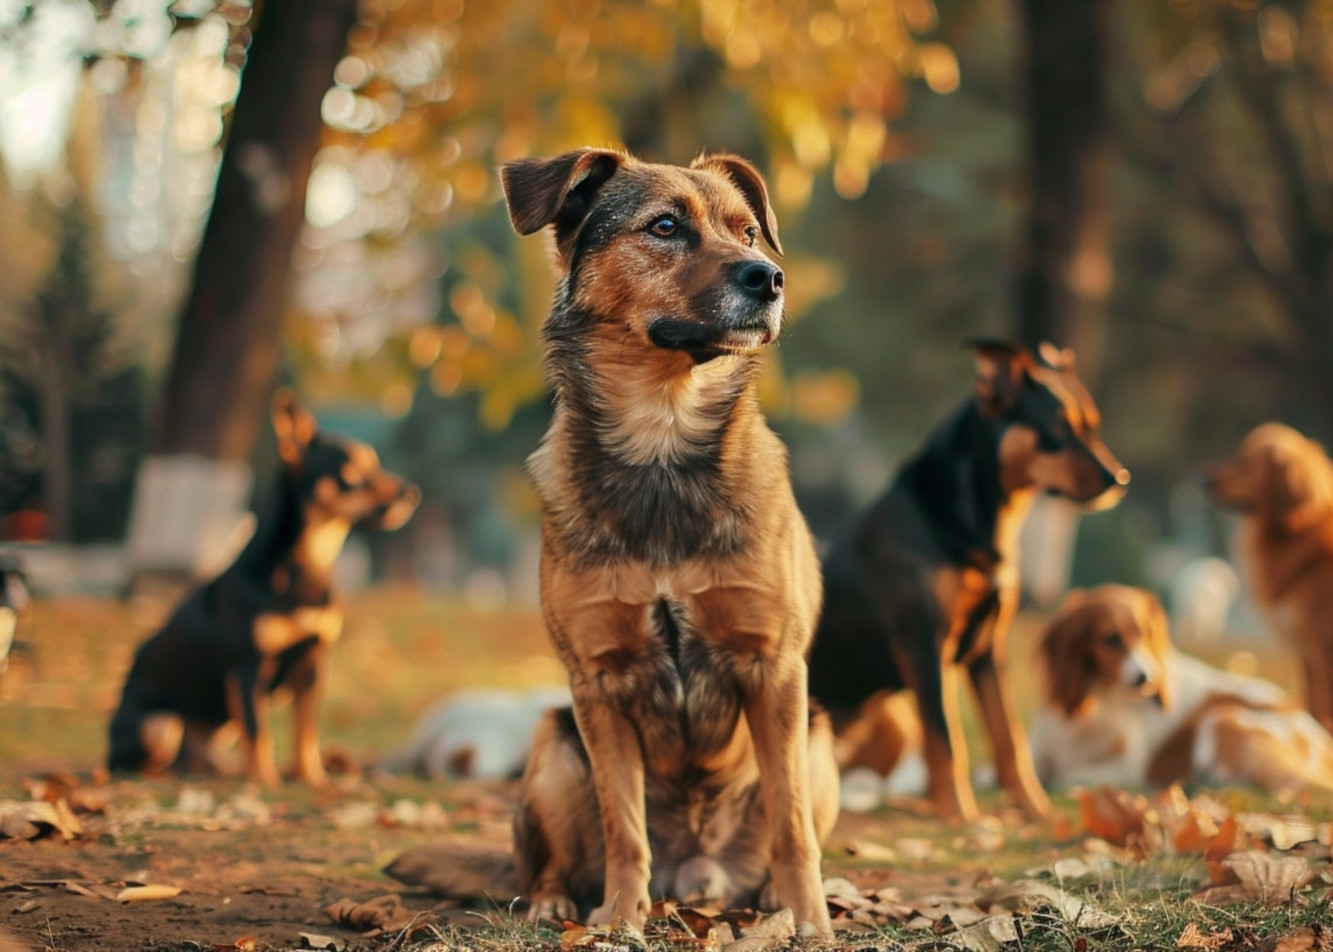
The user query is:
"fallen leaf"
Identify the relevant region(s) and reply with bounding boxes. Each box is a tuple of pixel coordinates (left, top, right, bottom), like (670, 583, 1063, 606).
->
(1197, 851, 1314, 905)
(1177, 922, 1234, 949)
(116, 884, 182, 903)
(0, 800, 81, 841)
(950, 915, 1018, 952)
(739, 907, 795, 940)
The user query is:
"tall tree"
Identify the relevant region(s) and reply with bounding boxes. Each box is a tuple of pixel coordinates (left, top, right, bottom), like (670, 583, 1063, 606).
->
(152, 0, 357, 460)
(1014, 0, 1113, 370)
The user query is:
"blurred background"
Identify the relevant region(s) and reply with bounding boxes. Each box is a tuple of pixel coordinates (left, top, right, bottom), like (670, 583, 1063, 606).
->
(0, 0, 1326, 629)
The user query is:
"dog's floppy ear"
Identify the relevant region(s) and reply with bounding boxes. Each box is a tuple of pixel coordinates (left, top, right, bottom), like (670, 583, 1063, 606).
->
(1041, 588, 1095, 717)
(272, 389, 319, 469)
(968, 338, 1033, 416)
(1136, 588, 1174, 711)
(500, 148, 626, 239)
(694, 153, 783, 256)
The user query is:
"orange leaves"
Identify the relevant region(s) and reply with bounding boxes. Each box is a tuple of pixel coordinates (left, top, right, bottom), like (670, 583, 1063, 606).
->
(1074, 783, 1332, 908)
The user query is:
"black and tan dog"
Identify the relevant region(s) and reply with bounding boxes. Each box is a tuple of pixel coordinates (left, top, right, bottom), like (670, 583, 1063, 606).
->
(108, 392, 419, 787)
(810, 341, 1128, 822)
(501, 149, 837, 934)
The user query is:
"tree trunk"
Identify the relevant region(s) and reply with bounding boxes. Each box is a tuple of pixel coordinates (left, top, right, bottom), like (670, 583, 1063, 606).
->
(35, 317, 73, 541)
(1013, 0, 1113, 373)
(152, 0, 358, 459)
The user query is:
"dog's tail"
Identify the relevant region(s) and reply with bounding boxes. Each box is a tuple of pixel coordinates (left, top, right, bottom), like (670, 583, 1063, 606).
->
(383, 838, 520, 903)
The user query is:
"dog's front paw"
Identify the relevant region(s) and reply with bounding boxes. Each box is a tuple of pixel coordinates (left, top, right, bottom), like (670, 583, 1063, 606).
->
(588, 889, 651, 931)
(526, 893, 579, 924)
(764, 862, 831, 938)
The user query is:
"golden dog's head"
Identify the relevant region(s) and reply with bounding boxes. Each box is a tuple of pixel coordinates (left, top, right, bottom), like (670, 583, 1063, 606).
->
(501, 148, 785, 363)
(1206, 422, 1333, 534)
(1039, 584, 1173, 716)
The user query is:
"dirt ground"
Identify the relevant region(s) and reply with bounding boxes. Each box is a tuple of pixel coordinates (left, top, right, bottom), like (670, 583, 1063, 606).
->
(1, 592, 1329, 952)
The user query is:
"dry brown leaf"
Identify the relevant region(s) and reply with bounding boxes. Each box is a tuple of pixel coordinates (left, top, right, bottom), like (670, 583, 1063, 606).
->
(213, 937, 259, 952)
(1271, 927, 1329, 952)
(740, 907, 795, 940)
(1197, 851, 1313, 905)
(1077, 787, 1154, 849)
(0, 800, 81, 841)
(1177, 922, 1234, 949)
(116, 884, 182, 903)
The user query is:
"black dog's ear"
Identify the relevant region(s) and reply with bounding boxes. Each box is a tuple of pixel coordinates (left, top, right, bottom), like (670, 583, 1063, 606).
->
(967, 338, 1033, 416)
(271, 388, 319, 469)
(500, 148, 626, 239)
(694, 153, 783, 257)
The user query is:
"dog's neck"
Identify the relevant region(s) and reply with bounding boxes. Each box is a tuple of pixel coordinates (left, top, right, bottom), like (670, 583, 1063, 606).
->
(233, 472, 341, 603)
(902, 401, 1035, 569)
(531, 313, 764, 568)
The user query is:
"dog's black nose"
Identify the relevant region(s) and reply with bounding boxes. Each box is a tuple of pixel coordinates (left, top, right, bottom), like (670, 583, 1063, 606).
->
(734, 261, 783, 302)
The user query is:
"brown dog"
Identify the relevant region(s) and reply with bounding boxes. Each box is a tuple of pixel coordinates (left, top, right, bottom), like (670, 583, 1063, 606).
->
(1029, 584, 1333, 796)
(500, 149, 838, 934)
(1207, 422, 1333, 734)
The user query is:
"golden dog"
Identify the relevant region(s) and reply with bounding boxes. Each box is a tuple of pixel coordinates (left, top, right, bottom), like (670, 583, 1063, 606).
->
(1207, 422, 1333, 734)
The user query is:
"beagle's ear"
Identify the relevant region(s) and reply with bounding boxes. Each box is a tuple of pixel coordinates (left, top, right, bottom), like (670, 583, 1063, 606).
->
(1137, 588, 1175, 711)
(1041, 589, 1095, 717)
(271, 389, 318, 470)
(967, 338, 1033, 417)
(693, 153, 783, 256)
(500, 148, 626, 241)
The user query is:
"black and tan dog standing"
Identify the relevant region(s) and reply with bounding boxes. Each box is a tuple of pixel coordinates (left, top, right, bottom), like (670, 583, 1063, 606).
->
(501, 149, 838, 934)
(109, 392, 420, 787)
(810, 341, 1128, 822)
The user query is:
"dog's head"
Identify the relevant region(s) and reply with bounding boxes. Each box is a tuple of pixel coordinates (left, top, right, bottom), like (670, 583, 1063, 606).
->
(1039, 584, 1173, 716)
(501, 148, 785, 363)
(1205, 422, 1333, 534)
(271, 390, 421, 532)
(970, 339, 1129, 510)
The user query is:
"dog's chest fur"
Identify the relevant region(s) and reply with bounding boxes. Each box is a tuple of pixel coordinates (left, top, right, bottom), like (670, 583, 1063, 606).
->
(529, 314, 761, 570)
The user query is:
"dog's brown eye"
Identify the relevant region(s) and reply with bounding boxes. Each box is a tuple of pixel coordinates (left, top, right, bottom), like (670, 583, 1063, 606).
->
(744, 225, 759, 246)
(649, 217, 678, 238)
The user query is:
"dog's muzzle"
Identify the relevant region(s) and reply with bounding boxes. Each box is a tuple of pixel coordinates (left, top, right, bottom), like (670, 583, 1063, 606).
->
(647, 260, 785, 361)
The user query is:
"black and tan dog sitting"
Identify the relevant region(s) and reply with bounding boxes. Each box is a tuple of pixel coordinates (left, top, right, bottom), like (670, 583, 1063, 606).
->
(109, 392, 419, 787)
(501, 148, 838, 935)
(810, 340, 1128, 822)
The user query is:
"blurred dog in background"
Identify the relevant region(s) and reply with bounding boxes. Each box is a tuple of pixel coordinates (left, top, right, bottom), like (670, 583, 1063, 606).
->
(1029, 584, 1333, 797)
(1206, 422, 1333, 734)
(108, 391, 419, 787)
(810, 340, 1129, 822)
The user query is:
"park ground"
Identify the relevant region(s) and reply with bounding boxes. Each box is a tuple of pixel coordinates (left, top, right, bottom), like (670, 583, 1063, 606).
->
(1, 589, 1332, 952)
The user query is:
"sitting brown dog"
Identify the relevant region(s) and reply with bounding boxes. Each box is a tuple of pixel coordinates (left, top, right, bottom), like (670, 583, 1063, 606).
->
(1207, 422, 1333, 734)
(500, 148, 838, 935)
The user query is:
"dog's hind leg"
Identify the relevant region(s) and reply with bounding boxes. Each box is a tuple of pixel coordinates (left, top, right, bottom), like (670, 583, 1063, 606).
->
(108, 702, 183, 774)
(514, 708, 603, 923)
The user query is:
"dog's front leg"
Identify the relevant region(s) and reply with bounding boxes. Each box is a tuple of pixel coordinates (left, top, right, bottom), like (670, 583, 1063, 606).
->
(572, 687, 653, 930)
(744, 655, 831, 937)
(226, 660, 281, 788)
(968, 653, 1051, 819)
(289, 645, 329, 787)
